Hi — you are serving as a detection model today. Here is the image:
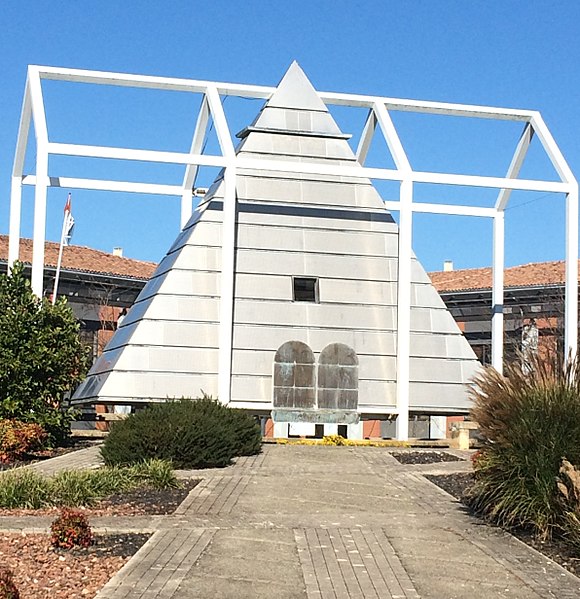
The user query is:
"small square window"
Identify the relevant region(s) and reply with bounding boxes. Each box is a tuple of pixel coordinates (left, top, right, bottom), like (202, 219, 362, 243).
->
(293, 277, 319, 303)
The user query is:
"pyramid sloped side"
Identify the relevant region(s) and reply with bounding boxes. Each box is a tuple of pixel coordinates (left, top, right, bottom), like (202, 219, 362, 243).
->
(72, 192, 224, 404)
(73, 63, 479, 414)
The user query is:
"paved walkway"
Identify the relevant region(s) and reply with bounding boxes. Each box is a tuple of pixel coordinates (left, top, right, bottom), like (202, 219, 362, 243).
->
(2, 444, 580, 598)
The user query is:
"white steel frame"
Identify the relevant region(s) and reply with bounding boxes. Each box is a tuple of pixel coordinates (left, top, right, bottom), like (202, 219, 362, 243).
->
(8, 65, 579, 440)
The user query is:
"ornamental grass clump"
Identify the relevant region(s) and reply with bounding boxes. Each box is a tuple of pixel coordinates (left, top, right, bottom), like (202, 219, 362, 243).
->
(467, 351, 580, 539)
(100, 396, 262, 469)
(50, 509, 93, 549)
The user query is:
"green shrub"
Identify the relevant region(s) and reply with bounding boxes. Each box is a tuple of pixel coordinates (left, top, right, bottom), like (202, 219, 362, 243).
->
(0, 419, 47, 463)
(0, 262, 88, 446)
(101, 397, 262, 469)
(467, 351, 580, 538)
(0, 568, 19, 599)
(50, 509, 93, 549)
(0, 460, 179, 509)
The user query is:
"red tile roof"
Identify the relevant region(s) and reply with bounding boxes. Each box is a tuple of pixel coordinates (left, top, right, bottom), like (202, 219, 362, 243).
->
(0, 235, 156, 280)
(430, 260, 576, 293)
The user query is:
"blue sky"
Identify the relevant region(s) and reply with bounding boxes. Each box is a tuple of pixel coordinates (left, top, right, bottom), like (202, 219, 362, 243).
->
(0, 1, 579, 272)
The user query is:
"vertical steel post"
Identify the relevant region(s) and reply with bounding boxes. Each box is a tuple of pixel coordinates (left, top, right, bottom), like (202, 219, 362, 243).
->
(218, 168, 237, 404)
(396, 179, 413, 440)
(31, 148, 49, 297)
(9, 83, 33, 268)
(492, 211, 505, 373)
(565, 184, 579, 360)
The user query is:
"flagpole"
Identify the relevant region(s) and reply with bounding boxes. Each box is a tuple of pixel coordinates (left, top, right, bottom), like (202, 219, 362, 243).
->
(52, 194, 70, 305)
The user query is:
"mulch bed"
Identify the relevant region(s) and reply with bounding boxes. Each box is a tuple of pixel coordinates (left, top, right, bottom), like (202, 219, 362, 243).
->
(426, 472, 580, 578)
(0, 477, 200, 597)
(390, 450, 463, 465)
(0, 532, 150, 598)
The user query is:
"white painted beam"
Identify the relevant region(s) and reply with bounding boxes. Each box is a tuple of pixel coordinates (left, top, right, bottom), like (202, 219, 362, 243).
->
(205, 85, 236, 158)
(373, 102, 412, 172)
(396, 179, 413, 441)
(35, 65, 537, 121)
(218, 168, 237, 404)
(46, 143, 569, 194)
(491, 212, 505, 373)
(181, 97, 210, 228)
(28, 67, 50, 297)
(22, 175, 183, 196)
(531, 113, 576, 185)
(48, 142, 227, 168)
(356, 110, 376, 164)
(383, 200, 496, 218)
(9, 82, 33, 267)
(565, 184, 579, 360)
(495, 124, 534, 211)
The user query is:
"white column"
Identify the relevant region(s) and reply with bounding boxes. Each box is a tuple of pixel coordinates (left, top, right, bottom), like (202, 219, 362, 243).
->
(31, 148, 49, 297)
(8, 177, 23, 268)
(217, 167, 237, 404)
(492, 211, 505, 373)
(565, 184, 579, 360)
(9, 83, 33, 267)
(396, 179, 413, 440)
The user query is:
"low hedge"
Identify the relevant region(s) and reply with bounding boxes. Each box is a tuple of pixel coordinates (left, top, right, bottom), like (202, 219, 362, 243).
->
(100, 397, 262, 469)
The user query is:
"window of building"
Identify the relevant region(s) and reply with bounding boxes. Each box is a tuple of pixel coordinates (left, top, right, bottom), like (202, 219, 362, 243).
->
(293, 277, 319, 303)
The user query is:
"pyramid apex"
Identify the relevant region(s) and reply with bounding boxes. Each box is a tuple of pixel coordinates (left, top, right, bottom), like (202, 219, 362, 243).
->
(266, 62, 328, 112)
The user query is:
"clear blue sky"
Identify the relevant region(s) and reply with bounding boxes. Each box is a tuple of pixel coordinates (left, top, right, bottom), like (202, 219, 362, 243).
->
(1, 1, 579, 272)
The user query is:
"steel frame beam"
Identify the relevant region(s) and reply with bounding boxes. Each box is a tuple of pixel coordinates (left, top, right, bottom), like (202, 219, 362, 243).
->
(9, 64, 579, 437)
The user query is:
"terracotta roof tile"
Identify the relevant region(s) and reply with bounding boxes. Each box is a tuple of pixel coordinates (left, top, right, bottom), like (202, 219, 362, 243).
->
(430, 260, 576, 293)
(0, 235, 156, 280)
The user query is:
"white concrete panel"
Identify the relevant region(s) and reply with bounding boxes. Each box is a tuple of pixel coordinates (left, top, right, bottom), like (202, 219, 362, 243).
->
(409, 382, 471, 410)
(126, 295, 220, 324)
(289, 423, 316, 436)
(462, 360, 483, 382)
(234, 300, 397, 331)
(140, 270, 220, 300)
(236, 249, 397, 281)
(409, 357, 464, 384)
(112, 346, 219, 374)
(410, 307, 459, 334)
(232, 324, 397, 356)
(358, 380, 397, 406)
(236, 205, 399, 234)
(410, 332, 472, 359)
(236, 225, 399, 258)
(230, 375, 273, 402)
(98, 371, 219, 401)
(320, 278, 397, 305)
(412, 283, 448, 309)
(156, 246, 221, 276)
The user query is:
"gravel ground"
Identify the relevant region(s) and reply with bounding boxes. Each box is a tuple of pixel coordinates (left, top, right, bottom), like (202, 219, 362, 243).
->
(0, 532, 149, 598)
(390, 450, 463, 465)
(426, 472, 580, 578)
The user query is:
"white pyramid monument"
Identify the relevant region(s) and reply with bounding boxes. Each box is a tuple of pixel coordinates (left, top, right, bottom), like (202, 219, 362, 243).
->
(73, 63, 480, 433)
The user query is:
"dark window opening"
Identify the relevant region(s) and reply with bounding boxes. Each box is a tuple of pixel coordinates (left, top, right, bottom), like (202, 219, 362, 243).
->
(338, 424, 348, 438)
(293, 277, 319, 303)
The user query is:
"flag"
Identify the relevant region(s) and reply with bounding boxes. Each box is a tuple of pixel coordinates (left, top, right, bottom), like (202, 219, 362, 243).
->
(63, 193, 75, 245)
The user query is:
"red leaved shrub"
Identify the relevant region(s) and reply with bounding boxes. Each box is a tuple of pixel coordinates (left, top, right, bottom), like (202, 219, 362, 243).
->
(50, 509, 93, 549)
(0, 568, 19, 599)
(0, 419, 47, 463)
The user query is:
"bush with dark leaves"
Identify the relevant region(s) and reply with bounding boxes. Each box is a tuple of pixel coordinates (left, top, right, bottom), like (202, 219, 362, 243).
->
(101, 397, 261, 469)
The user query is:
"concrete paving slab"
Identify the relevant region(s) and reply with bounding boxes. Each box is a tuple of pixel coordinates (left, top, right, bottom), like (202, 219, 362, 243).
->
(3, 443, 580, 598)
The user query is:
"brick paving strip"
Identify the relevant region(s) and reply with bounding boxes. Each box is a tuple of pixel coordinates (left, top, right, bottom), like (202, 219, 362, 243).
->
(2, 443, 580, 598)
